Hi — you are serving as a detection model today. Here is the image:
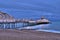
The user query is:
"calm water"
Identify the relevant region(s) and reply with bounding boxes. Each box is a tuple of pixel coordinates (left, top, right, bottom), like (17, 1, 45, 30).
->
(18, 21, 60, 33)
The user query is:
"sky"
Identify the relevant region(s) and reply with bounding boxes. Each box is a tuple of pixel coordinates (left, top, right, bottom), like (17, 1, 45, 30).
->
(0, 0, 60, 20)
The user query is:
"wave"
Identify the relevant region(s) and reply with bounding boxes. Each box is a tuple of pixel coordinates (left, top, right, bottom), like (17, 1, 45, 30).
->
(36, 29, 60, 33)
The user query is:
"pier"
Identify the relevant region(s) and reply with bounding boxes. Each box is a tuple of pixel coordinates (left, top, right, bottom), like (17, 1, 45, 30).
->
(0, 12, 50, 29)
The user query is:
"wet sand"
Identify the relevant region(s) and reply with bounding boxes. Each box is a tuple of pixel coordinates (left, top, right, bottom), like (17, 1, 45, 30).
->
(0, 29, 60, 40)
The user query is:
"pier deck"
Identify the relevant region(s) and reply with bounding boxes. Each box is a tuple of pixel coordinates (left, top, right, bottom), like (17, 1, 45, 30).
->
(0, 12, 50, 29)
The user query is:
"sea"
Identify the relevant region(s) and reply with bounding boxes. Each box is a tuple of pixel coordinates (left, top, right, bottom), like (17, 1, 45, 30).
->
(17, 18, 60, 33)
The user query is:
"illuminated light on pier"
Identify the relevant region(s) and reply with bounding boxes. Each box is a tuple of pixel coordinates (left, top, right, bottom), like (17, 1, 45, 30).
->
(0, 11, 50, 29)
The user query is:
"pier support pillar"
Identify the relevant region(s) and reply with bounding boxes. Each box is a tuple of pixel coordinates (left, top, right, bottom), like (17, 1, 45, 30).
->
(4, 24, 6, 29)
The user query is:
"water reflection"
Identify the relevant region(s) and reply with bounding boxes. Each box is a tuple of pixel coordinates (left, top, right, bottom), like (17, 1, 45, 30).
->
(17, 21, 60, 33)
(36, 29, 60, 33)
(18, 24, 51, 30)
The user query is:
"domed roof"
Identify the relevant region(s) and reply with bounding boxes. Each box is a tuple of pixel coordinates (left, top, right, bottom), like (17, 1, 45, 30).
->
(0, 12, 16, 22)
(0, 12, 14, 19)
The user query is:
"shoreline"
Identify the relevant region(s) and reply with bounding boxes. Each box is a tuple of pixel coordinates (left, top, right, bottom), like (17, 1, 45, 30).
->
(36, 29, 60, 34)
(18, 27, 60, 34)
(0, 29, 60, 40)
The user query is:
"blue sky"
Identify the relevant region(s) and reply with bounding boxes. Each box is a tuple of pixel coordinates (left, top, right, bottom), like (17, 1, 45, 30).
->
(0, 0, 60, 20)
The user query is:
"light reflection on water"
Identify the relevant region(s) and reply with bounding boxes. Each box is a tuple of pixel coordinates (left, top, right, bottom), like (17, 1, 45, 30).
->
(18, 21, 60, 33)
(36, 29, 60, 33)
(18, 24, 51, 30)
